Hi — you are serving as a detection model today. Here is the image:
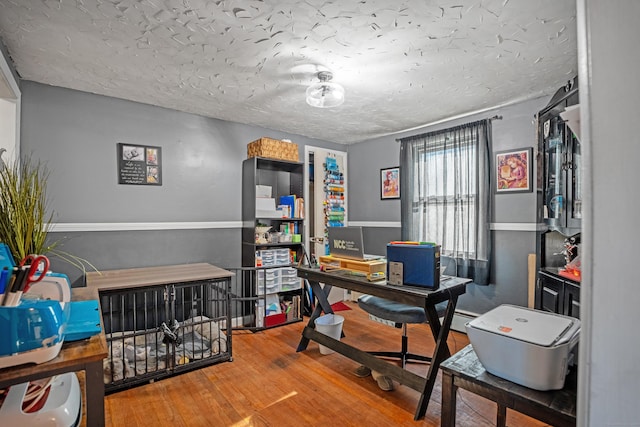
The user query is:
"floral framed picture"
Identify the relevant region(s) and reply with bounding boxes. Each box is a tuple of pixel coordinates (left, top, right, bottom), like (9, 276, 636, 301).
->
(496, 147, 533, 193)
(381, 166, 400, 199)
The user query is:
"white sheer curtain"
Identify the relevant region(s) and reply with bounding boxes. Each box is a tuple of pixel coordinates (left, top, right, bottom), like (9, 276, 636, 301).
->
(399, 119, 492, 285)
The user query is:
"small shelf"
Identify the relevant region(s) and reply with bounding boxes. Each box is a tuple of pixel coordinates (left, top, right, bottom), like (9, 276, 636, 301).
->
(244, 241, 302, 248)
(256, 217, 304, 221)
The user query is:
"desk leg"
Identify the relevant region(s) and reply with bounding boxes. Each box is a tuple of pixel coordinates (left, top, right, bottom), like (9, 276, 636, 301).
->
(497, 404, 507, 427)
(85, 359, 105, 427)
(425, 303, 451, 360)
(415, 294, 458, 420)
(297, 280, 334, 352)
(441, 370, 457, 427)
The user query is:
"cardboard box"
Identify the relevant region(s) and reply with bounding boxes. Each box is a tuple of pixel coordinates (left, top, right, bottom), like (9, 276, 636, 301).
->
(386, 243, 440, 289)
(256, 185, 272, 198)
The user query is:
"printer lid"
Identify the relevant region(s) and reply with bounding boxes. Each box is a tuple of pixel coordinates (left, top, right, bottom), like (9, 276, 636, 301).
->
(468, 304, 576, 347)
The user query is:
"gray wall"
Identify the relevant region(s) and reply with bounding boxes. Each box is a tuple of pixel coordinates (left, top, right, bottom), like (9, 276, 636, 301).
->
(20, 79, 551, 314)
(348, 96, 549, 314)
(578, 1, 640, 425)
(20, 81, 341, 285)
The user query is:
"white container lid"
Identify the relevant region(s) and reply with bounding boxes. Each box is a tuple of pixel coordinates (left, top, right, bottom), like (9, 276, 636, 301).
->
(468, 304, 576, 347)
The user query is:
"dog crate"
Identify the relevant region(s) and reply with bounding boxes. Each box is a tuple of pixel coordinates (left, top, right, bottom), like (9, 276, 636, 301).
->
(86, 264, 233, 393)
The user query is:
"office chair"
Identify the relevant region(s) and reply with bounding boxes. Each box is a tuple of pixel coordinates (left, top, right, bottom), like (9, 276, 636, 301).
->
(357, 294, 447, 368)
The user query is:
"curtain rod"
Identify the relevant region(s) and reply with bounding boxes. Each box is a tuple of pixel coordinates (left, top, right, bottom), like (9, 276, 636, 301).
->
(395, 115, 502, 142)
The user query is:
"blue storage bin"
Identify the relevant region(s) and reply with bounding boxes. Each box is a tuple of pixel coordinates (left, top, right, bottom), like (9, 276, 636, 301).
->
(386, 243, 441, 289)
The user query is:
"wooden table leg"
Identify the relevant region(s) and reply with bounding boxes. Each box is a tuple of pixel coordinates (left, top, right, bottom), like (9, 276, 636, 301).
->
(415, 295, 458, 420)
(441, 369, 457, 427)
(497, 404, 507, 427)
(85, 359, 106, 427)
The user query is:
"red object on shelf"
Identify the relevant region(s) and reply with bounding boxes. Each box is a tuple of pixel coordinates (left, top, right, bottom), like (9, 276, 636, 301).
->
(265, 313, 286, 327)
(558, 268, 581, 282)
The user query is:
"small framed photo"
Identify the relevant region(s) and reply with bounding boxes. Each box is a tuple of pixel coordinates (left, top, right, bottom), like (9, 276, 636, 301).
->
(496, 147, 533, 193)
(381, 166, 400, 199)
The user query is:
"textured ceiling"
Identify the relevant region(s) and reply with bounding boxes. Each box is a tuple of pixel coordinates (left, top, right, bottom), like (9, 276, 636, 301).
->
(0, 0, 577, 144)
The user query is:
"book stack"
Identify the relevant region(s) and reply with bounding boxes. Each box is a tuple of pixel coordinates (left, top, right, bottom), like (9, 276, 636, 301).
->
(278, 195, 304, 219)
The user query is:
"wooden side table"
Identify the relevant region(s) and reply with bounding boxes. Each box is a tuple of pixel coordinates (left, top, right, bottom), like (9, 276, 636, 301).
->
(0, 287, 108, 427)
(440, 344, 577, 427)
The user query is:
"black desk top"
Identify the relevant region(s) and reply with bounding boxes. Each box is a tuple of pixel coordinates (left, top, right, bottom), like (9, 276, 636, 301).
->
(297, 266, 470, 307)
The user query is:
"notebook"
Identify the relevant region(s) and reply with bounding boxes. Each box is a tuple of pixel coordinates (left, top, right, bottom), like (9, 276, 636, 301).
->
(327, 226, 383, 261)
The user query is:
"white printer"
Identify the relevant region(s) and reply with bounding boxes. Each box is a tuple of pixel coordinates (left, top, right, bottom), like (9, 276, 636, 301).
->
(465, 304, 580, 391)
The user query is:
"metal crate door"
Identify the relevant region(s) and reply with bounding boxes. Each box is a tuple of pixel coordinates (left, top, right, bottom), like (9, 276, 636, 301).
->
(100, 285, 172, 392)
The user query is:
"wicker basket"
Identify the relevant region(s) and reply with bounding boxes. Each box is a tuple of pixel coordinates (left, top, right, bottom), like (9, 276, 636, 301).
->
(247, 137, 299, 162)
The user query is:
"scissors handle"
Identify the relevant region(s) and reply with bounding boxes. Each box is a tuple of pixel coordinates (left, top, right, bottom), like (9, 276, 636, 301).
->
(21, 254, 50, 285)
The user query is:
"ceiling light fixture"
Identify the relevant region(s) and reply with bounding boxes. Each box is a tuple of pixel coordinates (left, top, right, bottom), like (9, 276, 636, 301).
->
(306, 71, 345, 108)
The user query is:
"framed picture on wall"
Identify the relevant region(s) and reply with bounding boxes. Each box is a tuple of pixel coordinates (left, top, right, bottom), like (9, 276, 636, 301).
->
(117, 143, 163, 186)
(496, 147, 533, 193)
(380, 166, 400, 199)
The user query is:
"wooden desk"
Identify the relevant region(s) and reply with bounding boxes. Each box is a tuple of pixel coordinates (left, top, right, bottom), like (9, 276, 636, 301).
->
(440, 344, 577, 427)
(296, 266, 470, 420)
(0, 287, 108, 427)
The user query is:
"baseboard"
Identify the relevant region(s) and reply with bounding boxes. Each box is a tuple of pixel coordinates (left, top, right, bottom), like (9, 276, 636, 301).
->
(450, 310, 478, 334)
(369, 310, 477, 333)
(231, 315, 253, 328)
(230, 309, 477, 332)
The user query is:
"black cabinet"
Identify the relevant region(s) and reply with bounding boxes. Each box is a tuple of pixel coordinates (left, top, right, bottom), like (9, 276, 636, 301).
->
(563, 281, 580, 319)
(537, 76, 582, 236)
(538, 270, 580, 318)
(535, 78, 582, 313)
(240, 157, 305, 329)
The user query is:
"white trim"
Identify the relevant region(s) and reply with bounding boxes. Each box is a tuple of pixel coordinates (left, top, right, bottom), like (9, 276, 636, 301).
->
(450, 311, 478, 334)
(490, 222, 547, 232)
(47, 221, 544, 233)
(0, 49, 20, 99)
(0, 46, 21, 165)
(49, 221, 243, 232)
(345, 221, 543, 231)
(347, 221, 401, 228)
(304, 145, 349, 257)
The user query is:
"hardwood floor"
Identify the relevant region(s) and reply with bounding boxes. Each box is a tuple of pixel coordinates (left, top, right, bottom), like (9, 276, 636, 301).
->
(104, 301, 549, 426)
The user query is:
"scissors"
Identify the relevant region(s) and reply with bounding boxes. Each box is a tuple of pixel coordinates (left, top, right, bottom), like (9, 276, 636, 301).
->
(18, 254, 50, 292)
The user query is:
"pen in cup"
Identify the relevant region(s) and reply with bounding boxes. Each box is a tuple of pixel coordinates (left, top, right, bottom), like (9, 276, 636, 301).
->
(4, 266, 26, 307)
(0, 266, 9, 303)
(1, 267, 18, 306)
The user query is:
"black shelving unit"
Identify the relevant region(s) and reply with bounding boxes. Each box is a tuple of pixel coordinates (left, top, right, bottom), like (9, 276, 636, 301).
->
(535, 77, 582, 316)
(537, 76, 582, 236)
(239, 157, 305, 329)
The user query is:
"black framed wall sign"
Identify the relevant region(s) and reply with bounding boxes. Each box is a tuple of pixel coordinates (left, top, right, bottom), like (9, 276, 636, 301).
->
(117, 143, 162, 185)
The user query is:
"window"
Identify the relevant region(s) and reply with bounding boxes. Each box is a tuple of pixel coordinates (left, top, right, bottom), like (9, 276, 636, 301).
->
(399, 120, 491, 285)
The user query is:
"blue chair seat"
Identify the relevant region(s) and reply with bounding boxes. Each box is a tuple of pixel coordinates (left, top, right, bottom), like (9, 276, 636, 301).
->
(357, 294, 448, 368)
(358, 295, 426, 324)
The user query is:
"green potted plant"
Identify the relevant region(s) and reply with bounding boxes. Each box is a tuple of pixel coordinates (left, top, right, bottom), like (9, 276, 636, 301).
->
(0, 155, 95, 271)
